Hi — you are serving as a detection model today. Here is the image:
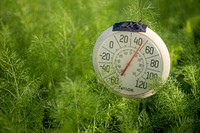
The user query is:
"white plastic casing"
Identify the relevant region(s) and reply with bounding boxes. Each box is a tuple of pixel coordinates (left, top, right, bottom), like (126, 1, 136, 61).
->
(93, 26, 170, 98)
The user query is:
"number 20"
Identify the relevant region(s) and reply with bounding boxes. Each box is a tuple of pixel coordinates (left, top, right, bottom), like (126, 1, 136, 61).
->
(101, 52, 110, 60)
(119, 35, 128, 43)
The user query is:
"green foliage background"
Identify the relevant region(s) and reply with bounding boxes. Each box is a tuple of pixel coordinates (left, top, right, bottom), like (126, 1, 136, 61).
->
(0, 0, 200, 132)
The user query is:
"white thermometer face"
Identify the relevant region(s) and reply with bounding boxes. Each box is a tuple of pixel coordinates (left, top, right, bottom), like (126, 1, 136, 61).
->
(93, 26, 170, 98)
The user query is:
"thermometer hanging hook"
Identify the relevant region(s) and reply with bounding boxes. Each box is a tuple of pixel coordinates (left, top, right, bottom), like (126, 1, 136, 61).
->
(113, 21, 147, 32)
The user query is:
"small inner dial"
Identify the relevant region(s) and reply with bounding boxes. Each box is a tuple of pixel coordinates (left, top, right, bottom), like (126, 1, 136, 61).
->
(114, 48, 146, 78)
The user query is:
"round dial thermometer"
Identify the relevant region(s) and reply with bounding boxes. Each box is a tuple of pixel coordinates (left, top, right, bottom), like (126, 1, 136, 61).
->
(93, 22, 170, 98)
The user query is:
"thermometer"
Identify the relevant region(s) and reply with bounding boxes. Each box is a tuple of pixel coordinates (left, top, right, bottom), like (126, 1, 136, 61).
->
(93, 22, 170, 98)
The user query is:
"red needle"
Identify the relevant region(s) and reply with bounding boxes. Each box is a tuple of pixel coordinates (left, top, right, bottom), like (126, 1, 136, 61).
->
(120, 40, 146, 76)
